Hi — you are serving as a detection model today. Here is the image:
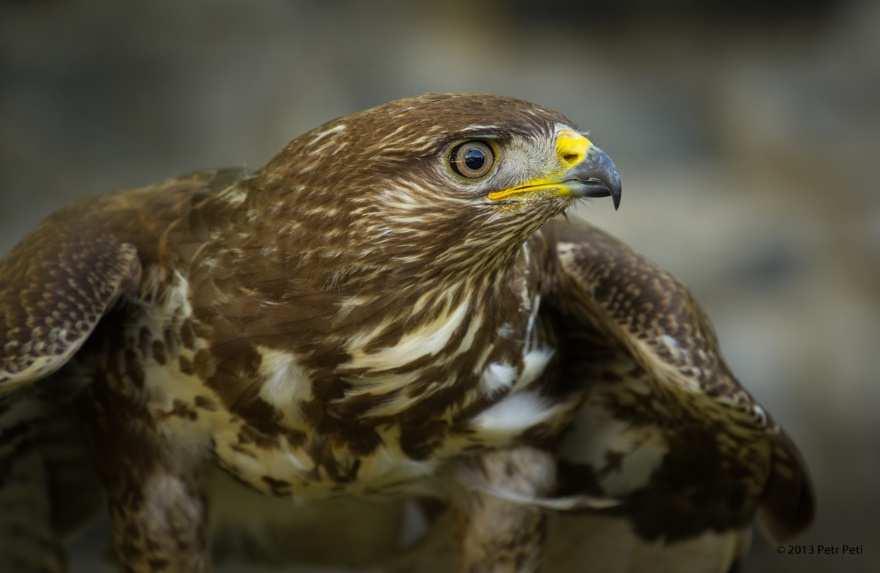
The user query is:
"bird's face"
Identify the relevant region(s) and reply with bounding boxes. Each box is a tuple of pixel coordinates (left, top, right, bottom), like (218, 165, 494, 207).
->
(258, 93, 622, 282)
(432, 124, 621, 212)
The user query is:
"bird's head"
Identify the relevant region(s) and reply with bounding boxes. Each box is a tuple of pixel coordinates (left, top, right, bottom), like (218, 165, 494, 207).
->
(254, 93, 621, 286)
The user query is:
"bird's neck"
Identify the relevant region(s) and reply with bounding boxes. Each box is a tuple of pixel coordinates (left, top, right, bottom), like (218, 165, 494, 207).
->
(185, 177, 545, 333)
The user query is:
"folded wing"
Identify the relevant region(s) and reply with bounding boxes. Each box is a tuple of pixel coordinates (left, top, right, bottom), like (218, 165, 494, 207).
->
(540, 218, 814, 543)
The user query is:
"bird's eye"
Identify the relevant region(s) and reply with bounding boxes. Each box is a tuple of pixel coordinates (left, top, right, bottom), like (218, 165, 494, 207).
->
(450, 141, 495, 179)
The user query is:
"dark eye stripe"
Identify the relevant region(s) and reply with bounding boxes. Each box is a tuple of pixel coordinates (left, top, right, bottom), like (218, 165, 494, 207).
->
(451, 141, 495, 179)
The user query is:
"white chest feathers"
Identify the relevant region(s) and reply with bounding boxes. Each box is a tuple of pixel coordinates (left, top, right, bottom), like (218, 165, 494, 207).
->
(470, 287, 560, 438)
(344, 300, 473, 372)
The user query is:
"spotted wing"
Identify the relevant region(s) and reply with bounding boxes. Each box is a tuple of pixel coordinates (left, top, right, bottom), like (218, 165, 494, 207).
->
(0, 168, 252, 395)
(0, 216, 141, 393)
(540, 218, 814, 544)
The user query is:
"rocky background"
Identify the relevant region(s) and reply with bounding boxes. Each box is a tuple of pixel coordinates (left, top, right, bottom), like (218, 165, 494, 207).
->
(1, 1, 878, 572)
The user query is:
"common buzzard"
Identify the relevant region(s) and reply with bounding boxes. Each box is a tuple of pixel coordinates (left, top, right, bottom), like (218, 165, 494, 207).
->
(0, 94, 813, 572)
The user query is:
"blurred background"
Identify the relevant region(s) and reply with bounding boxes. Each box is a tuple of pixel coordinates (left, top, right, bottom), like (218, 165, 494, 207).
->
(1, 1, 878, 571)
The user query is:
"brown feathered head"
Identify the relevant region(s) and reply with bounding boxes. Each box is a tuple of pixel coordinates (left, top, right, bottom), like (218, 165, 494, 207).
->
(241, 93, 621, 289)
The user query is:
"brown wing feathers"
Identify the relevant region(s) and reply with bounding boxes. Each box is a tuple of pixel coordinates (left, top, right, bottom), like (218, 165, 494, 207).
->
(0, 169, 247, 393)
(758, 427, 816, 541)
(0, 215, 141, 392)
(543, 217, 814, 541)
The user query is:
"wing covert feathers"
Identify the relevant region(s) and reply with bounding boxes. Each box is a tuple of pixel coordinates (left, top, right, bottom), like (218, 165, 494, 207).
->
(0, 169, 248, 394)
(0, 212, 141, 392)
(542, 217, 814, 542)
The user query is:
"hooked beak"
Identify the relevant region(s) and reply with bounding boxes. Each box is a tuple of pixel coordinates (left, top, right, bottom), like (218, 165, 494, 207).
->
(564, 145, 622, 210)
(487, 131, 622, 210)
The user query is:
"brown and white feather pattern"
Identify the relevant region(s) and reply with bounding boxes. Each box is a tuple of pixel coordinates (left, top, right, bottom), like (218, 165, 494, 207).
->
(0, 93, 814, 572)
(543, 219, 814, 542)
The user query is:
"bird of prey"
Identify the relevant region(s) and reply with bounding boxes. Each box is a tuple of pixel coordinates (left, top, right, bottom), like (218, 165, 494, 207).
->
(0, 93, 813, 572)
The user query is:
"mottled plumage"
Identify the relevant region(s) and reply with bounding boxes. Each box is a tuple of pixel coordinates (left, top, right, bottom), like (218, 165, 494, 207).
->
(0, 94, 813, 572)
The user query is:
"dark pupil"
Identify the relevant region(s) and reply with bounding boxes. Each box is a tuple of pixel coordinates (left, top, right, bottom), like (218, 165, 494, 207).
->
(463, 147, 486, 171)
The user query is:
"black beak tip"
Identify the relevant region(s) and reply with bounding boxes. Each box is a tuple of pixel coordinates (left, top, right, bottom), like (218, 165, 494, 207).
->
(573, 179, 622, 209)
(575, 145, 622, 211)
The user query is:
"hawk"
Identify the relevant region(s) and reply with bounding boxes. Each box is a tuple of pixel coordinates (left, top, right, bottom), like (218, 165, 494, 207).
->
(0, 93, 813, 572)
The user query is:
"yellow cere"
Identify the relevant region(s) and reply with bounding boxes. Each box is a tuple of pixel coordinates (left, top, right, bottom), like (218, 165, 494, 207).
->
(488, 130, 592, 201)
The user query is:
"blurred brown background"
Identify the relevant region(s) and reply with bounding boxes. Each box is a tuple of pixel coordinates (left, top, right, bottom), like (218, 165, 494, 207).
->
(1, 1, 878, 571)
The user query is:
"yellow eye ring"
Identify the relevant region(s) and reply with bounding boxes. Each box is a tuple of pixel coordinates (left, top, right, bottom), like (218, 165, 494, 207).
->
(450, 141, 495, 179)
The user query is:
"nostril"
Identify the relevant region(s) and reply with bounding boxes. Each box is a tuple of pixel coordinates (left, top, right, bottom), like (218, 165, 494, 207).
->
(556, 130, 590, 167)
